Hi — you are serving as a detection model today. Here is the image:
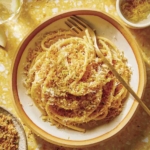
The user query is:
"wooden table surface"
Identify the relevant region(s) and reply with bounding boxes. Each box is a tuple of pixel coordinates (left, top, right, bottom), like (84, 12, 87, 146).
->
(0, 0, 150, 150)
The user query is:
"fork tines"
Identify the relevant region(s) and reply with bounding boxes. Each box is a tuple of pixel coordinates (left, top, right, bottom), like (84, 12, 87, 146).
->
(65, 16, 88, 34)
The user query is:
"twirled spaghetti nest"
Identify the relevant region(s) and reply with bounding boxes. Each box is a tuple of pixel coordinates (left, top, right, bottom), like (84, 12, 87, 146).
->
(24, 29, 131, 132)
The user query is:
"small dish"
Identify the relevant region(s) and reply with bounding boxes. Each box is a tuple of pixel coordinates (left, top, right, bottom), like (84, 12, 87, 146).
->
(116, 0, 150, 29)
(11, 9, 146, 148)
(0, 106, 27, 150)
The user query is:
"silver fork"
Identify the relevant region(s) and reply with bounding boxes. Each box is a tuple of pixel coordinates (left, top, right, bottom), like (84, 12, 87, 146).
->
(65, 15, 150, 116)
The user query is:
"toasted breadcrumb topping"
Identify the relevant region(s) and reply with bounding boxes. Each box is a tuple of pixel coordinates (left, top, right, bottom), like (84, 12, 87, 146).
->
(0, 113, 19, 150)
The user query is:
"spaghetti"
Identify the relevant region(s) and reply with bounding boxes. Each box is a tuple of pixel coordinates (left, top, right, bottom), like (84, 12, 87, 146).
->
(24, 29, 131, 132)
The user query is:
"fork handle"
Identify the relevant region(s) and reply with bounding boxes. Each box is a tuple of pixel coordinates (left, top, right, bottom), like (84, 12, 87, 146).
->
(95, 48, 150, 116)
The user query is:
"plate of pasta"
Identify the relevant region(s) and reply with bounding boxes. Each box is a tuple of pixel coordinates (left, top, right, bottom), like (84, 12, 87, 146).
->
(11, 9, 146, 147)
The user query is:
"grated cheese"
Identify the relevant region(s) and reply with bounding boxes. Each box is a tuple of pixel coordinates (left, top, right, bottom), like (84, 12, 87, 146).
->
(120, 0, 150, 23)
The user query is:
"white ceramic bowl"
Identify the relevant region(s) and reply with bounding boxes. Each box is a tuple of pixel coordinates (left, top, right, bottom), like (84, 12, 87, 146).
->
(116, 0, 150, 29)
(11, 9, 146, 148)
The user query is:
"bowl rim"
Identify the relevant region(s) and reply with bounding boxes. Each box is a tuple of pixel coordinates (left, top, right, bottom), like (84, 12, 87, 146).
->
(11, 8, 147, 148)
(116, 0, 150, 29)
